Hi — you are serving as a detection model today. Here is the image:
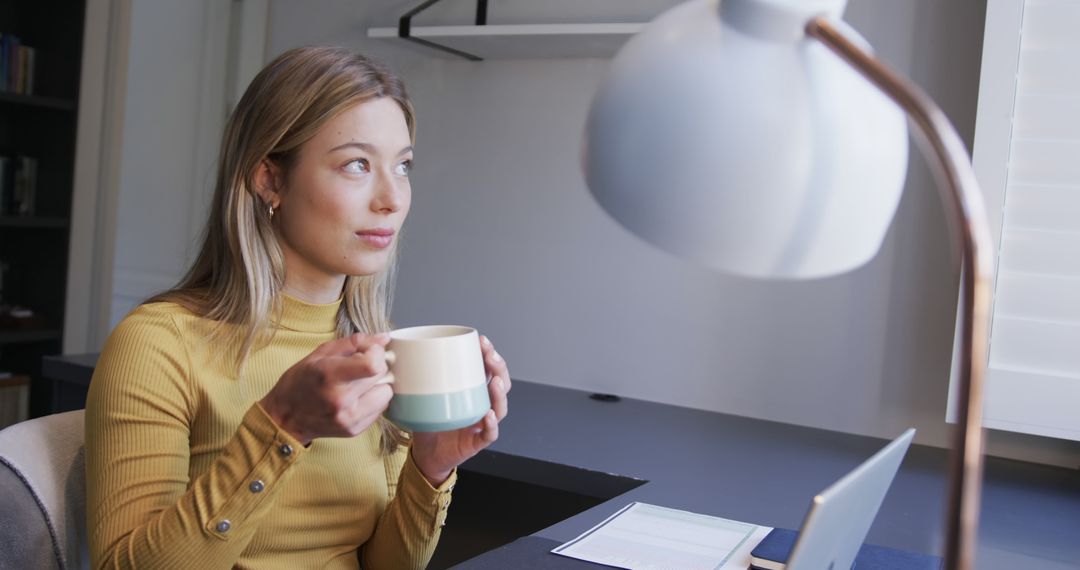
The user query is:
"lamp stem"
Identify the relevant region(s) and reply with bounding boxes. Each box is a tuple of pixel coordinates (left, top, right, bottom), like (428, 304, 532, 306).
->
(805, 17, 994, 570)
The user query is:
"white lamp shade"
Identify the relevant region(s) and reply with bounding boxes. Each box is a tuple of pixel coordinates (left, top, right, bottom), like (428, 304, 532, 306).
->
(583, 0, 909, 279)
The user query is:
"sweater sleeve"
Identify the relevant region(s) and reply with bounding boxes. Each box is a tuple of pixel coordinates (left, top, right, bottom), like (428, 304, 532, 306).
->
(360, 447, 457, 569)
(85, 308, 309, 570)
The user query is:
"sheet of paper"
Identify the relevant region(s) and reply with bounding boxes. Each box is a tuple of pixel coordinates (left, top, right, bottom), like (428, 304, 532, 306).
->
(551, 502, 772, 570)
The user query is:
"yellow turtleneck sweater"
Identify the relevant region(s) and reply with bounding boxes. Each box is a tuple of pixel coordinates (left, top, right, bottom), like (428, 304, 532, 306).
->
(85, 296, 455, 569)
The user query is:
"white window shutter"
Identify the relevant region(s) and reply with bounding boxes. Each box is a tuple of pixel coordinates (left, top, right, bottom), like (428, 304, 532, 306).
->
(952, 0, 1080, 441)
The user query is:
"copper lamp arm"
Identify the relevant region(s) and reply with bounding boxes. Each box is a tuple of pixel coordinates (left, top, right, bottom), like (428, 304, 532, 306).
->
(805, 17, 995, 570)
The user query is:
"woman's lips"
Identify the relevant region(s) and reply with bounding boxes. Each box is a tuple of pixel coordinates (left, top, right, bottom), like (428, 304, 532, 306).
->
(355, 229, 394, 249)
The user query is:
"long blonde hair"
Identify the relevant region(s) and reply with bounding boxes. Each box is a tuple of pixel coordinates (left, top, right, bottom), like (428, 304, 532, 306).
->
(150, 46, 414, 453)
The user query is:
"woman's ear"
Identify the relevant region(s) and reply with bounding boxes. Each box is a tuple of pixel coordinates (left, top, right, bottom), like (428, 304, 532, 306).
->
(254, 159, 283, 208)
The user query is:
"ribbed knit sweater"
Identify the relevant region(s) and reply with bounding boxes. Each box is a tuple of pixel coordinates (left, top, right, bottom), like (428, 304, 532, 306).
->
(85, 295, 454, 569)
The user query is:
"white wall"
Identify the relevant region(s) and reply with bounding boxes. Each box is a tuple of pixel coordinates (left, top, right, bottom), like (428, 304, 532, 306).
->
(107, 0, 231, 327)
(103, 0, 270, 333)
(258, 0, 1074, 468)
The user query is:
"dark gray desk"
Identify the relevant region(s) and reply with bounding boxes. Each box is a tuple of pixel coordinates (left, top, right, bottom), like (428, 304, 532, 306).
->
(465, 382, 1078, 569)
(43, 354, 1080, 569)
(42, 352, 97, 412)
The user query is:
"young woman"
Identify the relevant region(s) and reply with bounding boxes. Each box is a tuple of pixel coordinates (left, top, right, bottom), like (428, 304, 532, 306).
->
(85, 46, 511, 569)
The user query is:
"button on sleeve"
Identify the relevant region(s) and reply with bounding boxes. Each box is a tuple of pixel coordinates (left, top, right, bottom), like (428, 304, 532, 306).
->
(203, 404, 309, 541)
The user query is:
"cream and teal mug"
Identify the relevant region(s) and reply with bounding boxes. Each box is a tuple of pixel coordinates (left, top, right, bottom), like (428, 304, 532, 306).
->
(381, 325, 491, 432)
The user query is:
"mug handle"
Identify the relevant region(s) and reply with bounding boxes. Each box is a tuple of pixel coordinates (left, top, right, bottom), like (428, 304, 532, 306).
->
(376, 350, 396, 385)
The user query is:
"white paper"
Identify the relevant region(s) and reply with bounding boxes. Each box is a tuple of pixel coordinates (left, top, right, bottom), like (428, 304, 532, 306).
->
(551, 502, 772, 570)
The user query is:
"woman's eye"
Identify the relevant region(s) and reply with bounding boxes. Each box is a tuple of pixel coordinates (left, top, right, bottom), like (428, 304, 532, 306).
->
(394, 160, 412, 176)
(344, 159, 370, 174)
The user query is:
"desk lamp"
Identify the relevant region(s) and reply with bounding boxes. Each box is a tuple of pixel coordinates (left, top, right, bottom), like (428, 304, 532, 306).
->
(582, 0, 991, 568)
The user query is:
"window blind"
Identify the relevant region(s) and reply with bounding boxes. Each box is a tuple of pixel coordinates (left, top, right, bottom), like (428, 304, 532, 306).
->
(959, 0, 1080, 441)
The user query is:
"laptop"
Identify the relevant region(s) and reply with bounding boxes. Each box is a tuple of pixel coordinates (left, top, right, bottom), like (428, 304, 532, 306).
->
(750, 428, 917, 570)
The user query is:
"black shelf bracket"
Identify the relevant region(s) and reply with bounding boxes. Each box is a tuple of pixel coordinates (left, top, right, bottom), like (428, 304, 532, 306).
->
(397, 0, 488, 61)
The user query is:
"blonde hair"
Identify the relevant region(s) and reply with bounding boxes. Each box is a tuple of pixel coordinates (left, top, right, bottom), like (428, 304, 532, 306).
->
(150, 46, 414, 453)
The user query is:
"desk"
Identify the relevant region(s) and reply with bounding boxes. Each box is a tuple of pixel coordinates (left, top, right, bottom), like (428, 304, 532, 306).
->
(41, 353, 96, 413)
(42, 354, 1080, 569)
(463, 382, 1079, 569)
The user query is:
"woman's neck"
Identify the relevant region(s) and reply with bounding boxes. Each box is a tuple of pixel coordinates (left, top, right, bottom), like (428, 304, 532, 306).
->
(282, 274, 346, 304)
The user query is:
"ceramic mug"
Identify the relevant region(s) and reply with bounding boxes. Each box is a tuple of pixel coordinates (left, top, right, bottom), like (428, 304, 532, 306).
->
(381, 325, 491, 432)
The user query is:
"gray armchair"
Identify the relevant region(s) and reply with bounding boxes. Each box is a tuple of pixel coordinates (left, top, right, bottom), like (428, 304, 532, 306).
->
(0, 410, 88, 570)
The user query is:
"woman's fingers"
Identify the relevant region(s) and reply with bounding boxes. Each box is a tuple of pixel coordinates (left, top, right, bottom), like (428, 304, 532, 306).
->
(478, 410, 499, 444)
(488, 376, 508, 422)
(480, 335, 511, 393)
(351, 332, 391, 352)
(334, 383, 392, 433)
(478, 334, 510, 424)
(345, 384, 394, 433)
(267, 338, 394, 441)
(311, 332, 390, 359)
(323, 344, 391, 385)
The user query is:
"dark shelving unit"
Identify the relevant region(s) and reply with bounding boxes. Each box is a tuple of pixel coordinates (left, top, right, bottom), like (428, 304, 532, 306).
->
(0, 1, 86, 418)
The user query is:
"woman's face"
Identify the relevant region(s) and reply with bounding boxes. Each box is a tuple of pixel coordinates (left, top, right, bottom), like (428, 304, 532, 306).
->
(272, 97, 413, 290)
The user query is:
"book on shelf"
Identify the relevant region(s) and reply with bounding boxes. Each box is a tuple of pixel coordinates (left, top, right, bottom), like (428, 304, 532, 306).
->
(14, 155, 36, 215)
(0, 34, 6, 92)
(0, 155, 37, 216)
(0, 155, 10, 215)
(0, 33, 36, 95)
(0, 258, 8, 306)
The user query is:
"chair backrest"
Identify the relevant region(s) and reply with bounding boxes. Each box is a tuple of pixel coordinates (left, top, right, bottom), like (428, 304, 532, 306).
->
(0, 410, 88, 570)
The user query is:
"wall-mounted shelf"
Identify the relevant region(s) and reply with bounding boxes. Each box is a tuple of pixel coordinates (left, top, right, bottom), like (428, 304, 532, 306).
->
(0, 329, 62, 345)
(368, 0, 642, 60)
(367, 23, 643, 60)
(0, 216, 69, 229)
(0, 91, 77, 111)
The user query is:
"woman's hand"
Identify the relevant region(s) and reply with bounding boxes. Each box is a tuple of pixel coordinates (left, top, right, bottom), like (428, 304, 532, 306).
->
(410, 334, 511, 486)
(260, 333, 394, 446)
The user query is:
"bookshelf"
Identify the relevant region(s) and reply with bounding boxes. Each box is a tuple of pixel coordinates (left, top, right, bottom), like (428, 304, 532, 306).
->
(0, 1, 86, 418)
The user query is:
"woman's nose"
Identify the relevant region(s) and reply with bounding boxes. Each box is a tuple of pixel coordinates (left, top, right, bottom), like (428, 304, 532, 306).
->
(371, 171, 404, 213)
